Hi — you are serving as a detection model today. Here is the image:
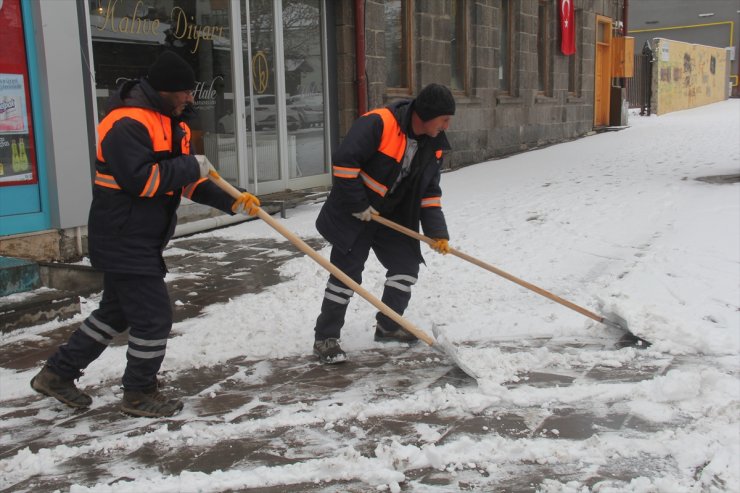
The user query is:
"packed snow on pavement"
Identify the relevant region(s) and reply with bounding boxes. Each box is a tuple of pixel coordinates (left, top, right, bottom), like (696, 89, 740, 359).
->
(1, 100, 738, 492)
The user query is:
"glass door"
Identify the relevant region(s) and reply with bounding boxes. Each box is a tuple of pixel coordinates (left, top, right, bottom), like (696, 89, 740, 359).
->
(243, 0, 281, 193)
(282, 0, 327, 185)
(241, 0, 328, 194)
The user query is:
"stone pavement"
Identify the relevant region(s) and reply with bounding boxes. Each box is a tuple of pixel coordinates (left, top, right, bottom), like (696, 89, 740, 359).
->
(0, 231, 687, 492)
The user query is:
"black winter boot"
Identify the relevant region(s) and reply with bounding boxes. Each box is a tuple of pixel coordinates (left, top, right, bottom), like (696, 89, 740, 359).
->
(120, 387, 183, 418)
(31, 364, 93, 409)
(374, 323, 419, 344)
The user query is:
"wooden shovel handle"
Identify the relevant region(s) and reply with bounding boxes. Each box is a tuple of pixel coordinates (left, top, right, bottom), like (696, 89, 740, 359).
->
(207, 172, 435, 345)
(370, 214, 606, 324)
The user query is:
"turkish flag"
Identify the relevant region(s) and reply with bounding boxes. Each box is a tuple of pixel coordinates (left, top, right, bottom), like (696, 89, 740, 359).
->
(560, 0, 575, 55)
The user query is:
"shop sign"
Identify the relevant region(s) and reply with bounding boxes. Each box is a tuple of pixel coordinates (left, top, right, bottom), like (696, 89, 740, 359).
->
(94, 0, 226, 54)
(193, 76, 223, 109)
(113, 74, 223, 110)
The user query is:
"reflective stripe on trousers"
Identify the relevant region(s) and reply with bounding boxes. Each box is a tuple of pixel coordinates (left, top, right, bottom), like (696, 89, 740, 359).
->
(47, 272, 172, 390)
(314, 223, 421, 339)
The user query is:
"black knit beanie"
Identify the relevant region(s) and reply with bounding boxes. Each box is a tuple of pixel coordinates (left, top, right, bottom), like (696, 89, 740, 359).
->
(147, 51, 196, 92)
(413, 83, 456, 121)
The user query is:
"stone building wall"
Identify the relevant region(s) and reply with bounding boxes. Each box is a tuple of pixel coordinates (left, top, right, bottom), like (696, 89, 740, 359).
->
(332, 0, 625, 168)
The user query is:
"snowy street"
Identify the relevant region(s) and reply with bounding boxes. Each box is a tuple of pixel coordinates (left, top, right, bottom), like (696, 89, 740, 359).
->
(1, 100, 738, 492)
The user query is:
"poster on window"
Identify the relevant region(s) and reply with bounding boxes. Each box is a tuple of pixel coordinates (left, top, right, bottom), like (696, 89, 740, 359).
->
(0, 0, 38, 186)
(0, 76, 33, 184)
(0, 74, 29, 133)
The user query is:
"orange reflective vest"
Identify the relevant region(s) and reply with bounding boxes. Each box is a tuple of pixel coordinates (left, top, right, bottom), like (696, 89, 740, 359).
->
(95, 107, 192, 197)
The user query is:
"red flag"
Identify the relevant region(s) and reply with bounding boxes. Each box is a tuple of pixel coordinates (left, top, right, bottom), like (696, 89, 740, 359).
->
(560, 0, 575, 55)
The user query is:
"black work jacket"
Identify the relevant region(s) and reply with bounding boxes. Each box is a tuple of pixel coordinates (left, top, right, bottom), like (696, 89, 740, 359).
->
(316, 99, 450, 260)
(88, 79, 234, 276)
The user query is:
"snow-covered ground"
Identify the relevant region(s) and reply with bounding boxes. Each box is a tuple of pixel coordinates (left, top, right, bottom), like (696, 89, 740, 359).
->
(1, 100, 739, 492)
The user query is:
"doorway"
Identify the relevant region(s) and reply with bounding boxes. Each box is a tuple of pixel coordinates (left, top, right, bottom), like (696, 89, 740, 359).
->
(241, 0, 329, 195)
(594, 15, 612, 127)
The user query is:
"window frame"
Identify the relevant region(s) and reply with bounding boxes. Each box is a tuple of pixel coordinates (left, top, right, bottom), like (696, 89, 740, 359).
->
(567, 8, 582, 96)
(536, 0, 552, 96)
(498, 0, 516, 95)
(385, 0, 414, 96)
(450, 0, 469, 94)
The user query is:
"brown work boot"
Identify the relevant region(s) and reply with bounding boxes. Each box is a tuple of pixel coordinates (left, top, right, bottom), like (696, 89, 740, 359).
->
(374, 323, 419, 344)
(313, 338, 347, 364)
(30, 364, 92, 409)
(120, 387, 183, 418)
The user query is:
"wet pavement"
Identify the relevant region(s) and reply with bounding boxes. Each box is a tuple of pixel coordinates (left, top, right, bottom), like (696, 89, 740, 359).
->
(0, 232, 693, 492)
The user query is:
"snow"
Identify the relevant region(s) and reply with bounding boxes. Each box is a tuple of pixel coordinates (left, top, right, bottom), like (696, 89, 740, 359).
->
(1, 100, 739, 491)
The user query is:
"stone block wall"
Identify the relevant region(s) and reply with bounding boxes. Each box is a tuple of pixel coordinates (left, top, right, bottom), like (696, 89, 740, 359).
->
(0, 228, 86, 263)
(332, 0, 624, 168)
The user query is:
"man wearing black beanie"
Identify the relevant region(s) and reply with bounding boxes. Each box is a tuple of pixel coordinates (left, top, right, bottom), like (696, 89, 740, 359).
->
(147, 51, 197, 93)
(311, 83, 456, 364)
(413, 83, 457, 122)
(30, 51, 261, 418)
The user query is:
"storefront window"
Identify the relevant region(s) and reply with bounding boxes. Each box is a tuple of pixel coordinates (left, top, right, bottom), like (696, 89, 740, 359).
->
(89, 0, 329, 191)
(89, 0, 237, 181)
(0, 0, 38, 187)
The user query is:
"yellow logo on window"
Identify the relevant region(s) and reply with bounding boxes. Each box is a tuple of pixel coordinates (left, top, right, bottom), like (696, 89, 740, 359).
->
(252, 51, 269, 94)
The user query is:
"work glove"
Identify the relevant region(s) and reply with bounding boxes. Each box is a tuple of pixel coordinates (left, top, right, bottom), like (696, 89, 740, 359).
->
(352, 205, 378, 222)
(431, 238, 450, 255)
(194, 155, 216, 178)
(231, 192, 261, 216)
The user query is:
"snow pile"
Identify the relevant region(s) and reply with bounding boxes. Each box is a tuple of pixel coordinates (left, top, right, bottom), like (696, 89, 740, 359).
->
(1, 100, 738, 491)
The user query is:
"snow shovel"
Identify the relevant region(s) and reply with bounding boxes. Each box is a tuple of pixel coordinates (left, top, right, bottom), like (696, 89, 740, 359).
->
(206, 171, 479, 378)
(370, 214, 650, 347)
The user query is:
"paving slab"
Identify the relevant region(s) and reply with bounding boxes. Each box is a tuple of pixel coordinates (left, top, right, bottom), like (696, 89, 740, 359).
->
(0, 233, 696, 492)
(0, 337, 681, 492)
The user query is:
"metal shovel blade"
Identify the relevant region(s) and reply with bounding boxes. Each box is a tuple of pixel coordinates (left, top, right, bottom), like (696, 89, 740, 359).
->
(431, 324, 479, 380)
(600, 313, 651, 348)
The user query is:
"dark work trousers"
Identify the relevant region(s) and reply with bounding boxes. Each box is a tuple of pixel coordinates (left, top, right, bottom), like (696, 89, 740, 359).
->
(47, 272, 172, 391)
(314, 222, 421, 340)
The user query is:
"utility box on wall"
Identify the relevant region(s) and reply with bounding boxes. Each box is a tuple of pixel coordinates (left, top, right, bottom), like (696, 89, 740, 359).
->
(612, 36, 635, 77)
